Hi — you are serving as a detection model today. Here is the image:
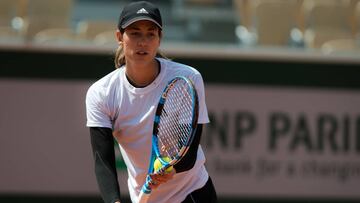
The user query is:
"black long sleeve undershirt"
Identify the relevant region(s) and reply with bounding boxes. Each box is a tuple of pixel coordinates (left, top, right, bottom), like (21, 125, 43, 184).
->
(174, 124, 203, 173)
(90, 127, 121, 203)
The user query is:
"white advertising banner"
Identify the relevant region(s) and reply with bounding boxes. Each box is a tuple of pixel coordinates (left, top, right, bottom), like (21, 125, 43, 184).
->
(0, 80, 359, 199)
(0, 79, 99, 194)
(202, 84, 360, 199)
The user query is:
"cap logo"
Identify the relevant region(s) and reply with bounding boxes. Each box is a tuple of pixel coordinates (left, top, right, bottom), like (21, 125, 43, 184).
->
(136, 8, 149, 14)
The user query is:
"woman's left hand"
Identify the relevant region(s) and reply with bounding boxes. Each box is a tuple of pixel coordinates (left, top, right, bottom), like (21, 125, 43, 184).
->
(148, 168, 176, 189)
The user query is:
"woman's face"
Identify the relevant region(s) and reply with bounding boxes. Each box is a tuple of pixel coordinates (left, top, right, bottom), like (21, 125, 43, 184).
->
(117, 20, 161, 65)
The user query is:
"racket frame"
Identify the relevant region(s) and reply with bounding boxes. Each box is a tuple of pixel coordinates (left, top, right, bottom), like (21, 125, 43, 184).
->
(139, 76, 199, 199)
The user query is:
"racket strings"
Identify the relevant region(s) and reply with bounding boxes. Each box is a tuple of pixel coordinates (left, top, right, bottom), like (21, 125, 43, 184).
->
(158, 80, 194, 159)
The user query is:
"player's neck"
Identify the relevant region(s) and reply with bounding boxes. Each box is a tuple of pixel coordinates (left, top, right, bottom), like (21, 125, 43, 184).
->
(125, 59, 160, 88)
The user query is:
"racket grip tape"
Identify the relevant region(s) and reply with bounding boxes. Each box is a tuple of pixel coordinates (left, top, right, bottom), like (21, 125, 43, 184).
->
(138, 176, 152, 203)
(138, 189, 150, 203)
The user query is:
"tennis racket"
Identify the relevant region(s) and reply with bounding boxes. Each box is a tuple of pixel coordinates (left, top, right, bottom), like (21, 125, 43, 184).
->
(138, 76, 199, 203)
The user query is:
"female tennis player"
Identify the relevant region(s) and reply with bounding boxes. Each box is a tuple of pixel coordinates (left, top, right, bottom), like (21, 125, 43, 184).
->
(85, 1, 217, 203)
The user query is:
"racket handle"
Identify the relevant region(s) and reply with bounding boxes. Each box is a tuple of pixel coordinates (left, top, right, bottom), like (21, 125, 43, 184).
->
(138, 180, 151, 203)
(138, 190, 150, 203)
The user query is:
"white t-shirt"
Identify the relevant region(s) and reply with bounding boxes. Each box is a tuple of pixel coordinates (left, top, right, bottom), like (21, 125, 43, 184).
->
(86, 58, 210, 203)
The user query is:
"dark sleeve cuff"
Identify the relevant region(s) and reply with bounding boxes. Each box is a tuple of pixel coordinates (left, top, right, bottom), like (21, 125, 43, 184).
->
(174, 124, 203, 173)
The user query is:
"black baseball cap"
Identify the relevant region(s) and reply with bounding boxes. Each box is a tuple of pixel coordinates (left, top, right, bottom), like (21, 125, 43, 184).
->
(118, 1, 162, 30)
